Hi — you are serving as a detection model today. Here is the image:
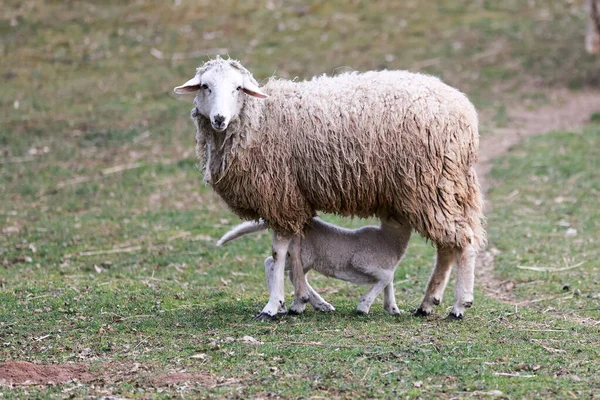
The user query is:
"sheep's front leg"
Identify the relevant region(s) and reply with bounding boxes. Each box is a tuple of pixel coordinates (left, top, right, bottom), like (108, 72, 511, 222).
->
(383, 281, 401, 315)
(416, 246, 455, 316)
(257, 232, 292, 321)
(287, 237, 313, 314)
(264, 257, 287, 315)
(356, 278, 391, 314)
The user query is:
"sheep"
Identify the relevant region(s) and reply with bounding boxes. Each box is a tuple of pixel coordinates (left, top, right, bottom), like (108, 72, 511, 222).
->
(217, 216, 412, 315)
(174, 56, 486, 320)
(586, 0, 600, 54)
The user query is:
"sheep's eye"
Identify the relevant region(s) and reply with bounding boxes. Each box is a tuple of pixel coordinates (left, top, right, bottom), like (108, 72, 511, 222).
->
(236, 86, 242, 91)
(201, 84, 209, 90)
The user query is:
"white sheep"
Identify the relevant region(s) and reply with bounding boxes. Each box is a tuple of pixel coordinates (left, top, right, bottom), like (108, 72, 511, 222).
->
(217, 216, 412, 315)
(174, 57, 485, 320)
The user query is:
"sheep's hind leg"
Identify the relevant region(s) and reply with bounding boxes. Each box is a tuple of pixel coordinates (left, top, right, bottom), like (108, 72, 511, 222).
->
(448, 244, 476, 319)
(257, 232, 292, 321)
(383, 281, 401, 315)
(415, 246, 455, 316)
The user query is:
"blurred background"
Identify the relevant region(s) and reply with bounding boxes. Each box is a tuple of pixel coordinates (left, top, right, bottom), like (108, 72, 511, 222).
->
(1, 1, 600, 398)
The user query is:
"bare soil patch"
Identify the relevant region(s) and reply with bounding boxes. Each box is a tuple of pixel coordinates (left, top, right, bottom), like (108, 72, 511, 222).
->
(0, 361, 222, 388)
(476, 88, 600, 303)
(0, 361, 94, 385)
(0, 361, 94, 386)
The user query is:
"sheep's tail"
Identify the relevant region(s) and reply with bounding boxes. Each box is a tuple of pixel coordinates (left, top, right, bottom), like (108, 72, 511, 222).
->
(466, 167, 487, 251)
(216, 220, 268, 246)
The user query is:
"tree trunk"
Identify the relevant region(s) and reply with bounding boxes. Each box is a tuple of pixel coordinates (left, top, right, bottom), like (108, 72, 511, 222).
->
(586, 0, 600, 54)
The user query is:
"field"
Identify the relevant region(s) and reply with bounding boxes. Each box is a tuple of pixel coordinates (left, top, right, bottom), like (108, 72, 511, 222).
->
(1, 1, 600, 398)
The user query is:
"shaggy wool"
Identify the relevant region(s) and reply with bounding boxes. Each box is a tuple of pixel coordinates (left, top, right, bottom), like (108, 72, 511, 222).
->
(191, 59, 486, 250)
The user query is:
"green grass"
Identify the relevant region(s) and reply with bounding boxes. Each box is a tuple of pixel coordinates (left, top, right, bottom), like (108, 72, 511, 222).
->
(488, 125, 600, 324)
(1, 0, 600, 398)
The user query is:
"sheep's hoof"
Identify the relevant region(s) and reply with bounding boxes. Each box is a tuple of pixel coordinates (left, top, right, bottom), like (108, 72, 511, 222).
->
(387, 307, 402, 316)
(255, 312, 277, 322)
(446, 312, 463, 321)
(287, 308, 304, 316)
(277, 307, 288, 315)
(413, 307, 431, 317)
(355, 308, 369, 315)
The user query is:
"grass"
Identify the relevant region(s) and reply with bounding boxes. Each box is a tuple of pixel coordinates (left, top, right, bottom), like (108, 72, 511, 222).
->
(488, 125, 600, 324)
(1, 0, 600, 398)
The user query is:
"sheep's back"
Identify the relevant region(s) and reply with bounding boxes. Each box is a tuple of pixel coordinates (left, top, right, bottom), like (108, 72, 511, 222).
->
(255, 71, 482, 247)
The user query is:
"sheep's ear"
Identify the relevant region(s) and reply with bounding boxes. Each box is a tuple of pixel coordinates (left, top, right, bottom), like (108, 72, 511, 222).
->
(174, 76, 201, 94)
(242, 78, 268, 99)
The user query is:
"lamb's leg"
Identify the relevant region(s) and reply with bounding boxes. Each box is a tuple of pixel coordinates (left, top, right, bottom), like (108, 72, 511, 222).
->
(356, 278, 391, 314)
(291, 279, 336, 313)
(449, 244, 476, 319)
(416, 247, 455, 316)
(287, 237, 335, 313)
(288, 237, 312, 314)
(383, 281, 401, 315)
(257, 232, 292, 320)
(304, 275, 336, 312)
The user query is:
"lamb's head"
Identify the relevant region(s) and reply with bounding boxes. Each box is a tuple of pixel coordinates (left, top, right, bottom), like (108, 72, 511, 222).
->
(174, 57, 268, 132)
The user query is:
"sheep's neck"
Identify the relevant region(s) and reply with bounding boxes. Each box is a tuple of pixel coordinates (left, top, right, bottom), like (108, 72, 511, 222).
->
(199, 97, 266, 181)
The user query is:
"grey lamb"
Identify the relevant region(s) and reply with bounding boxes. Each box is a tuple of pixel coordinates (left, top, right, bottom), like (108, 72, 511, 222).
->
(217, 216, 412, 315)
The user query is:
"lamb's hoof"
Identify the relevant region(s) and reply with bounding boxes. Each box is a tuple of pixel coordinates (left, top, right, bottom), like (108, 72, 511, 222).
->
(413, 307, 431, 317)
(387, 307, 402, 316)
(355, 308, 370, 315)
(315, 303, 336, 312)
(255, 312, 277, 322)
(287, 308, 304, 316)
(446, 312, 463, 321)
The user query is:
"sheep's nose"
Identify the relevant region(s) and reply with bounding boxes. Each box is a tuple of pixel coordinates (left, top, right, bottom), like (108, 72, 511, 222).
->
(214, 115, 225, 126)
(211, 115, 228, 131)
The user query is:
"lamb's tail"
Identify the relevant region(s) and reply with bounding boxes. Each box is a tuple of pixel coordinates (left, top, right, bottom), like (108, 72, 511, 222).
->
(216, 220, 268, 246)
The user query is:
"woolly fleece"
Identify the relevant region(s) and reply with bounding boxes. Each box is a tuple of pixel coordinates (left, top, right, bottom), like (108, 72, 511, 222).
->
(191, 59, 485, 250)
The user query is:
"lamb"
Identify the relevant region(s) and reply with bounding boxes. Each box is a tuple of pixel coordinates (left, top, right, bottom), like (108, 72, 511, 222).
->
(174, 57, 486, 320)
(217, 216, 412, 315)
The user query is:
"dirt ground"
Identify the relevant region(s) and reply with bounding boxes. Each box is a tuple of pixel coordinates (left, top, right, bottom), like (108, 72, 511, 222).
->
(0, 360, 225, 388)
(476, 88, 600, 192)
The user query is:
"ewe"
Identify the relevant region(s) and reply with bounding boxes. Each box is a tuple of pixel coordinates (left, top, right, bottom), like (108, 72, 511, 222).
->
(175, 57, 485, 320)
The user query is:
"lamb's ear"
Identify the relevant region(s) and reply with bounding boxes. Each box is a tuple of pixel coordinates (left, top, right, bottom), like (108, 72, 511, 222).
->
(174, 76, 201, 94)
(242, 78, 268, 99)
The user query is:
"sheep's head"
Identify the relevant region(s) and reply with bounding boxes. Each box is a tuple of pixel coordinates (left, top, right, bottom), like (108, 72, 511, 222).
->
(174, 57, 268, 132)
